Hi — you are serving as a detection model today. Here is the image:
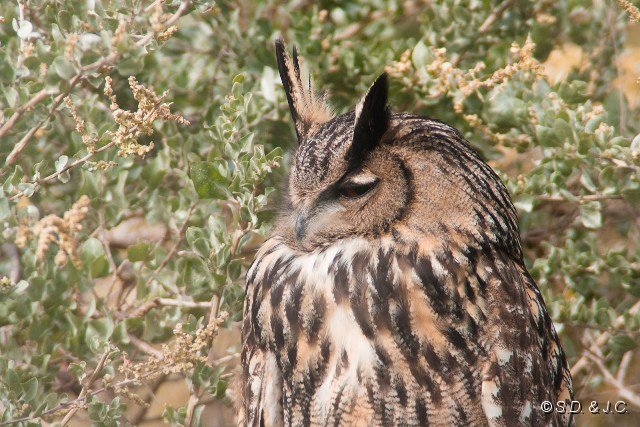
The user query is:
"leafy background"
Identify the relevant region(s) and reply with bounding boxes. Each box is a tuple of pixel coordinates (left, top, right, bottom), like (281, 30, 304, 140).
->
(1, 0, 640, 425)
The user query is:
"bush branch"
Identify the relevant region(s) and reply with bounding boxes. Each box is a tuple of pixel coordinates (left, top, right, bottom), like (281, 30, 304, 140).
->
(59, 348, 111, 426)
(0, 88, 49, 139)
(3, 0, 191, 167)
(8, 140, 116, 201)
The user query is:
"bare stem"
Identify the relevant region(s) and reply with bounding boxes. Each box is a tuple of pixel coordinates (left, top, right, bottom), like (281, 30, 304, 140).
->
(60, 348, 111, 426)
(5, 75, 83, 166)
(8, 140, 116, 201)
(571, 299, 640, 377)
(537, 193, 623, 202)
(0, 89, 49, 139)
(587, 349, 640, 409)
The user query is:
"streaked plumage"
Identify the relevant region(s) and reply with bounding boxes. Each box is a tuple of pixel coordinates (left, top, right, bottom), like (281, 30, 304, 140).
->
(238, 40, 573, 426)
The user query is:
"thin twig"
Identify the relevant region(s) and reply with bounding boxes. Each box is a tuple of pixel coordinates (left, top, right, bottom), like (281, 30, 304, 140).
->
(0, 89, 49, 139)
(562, 320, 640, 335)
(142, 204, 197, 289)
(617, 352, 633, 382)
(478, 0, 514, 33)
(571, 299, 640, 376)
(587, 350, 640, 408)
(537, 193, 623, 202)
(0, 366, 160, 426)
(8, 140, 116, 201)
(99, 172, 121, 303)
(333, 10, 385, 41)
(60, 348, 111, 426)
(157, 298, 211, 308)
(129, 374, 167, 424)
(5, 76, 83, 166)
(9, 89, 172, 202)
(120, 204, 198, 319)
(185, 293, 223, 427)
(212, 352, 240, 366)
(128, 334, 163, 358)
(184, 393, 202, 427)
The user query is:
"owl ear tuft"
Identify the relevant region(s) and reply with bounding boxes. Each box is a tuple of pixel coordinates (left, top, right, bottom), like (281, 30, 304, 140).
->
(275, 38, 333, 144)
(349, 73, 391, 164)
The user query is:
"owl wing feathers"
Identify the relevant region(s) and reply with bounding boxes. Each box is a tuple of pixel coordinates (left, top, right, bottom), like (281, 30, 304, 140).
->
(240, 254, 284, 427)
(480, 255, 573, 427)
(239, 343, 283, 427)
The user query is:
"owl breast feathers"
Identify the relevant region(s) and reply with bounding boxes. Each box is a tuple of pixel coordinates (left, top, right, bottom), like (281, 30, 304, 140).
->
(238, 40, 573, 426)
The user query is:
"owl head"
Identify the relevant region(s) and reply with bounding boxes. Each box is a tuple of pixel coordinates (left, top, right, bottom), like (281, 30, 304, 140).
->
(275, 40, 521, 255)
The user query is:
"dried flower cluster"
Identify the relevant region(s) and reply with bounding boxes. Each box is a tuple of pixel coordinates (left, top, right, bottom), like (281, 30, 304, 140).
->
(618, 0, 640, 22)
(117, 311, 228, 390)
(104, 76, 190, 158)
(157, 25, 178, 43)
(386, 39, 544, 136)
(0, 276, 14, 293)
(111, 21, 127, 46)
(86, 160, 119, 171)
(150, 2, 178, 42)
(15, 195, 91, 267)
(384, 49, 412, 75)
(65, 33, 79, 60)
(64, 96, 97, 153)
(386, 39, 544, 147)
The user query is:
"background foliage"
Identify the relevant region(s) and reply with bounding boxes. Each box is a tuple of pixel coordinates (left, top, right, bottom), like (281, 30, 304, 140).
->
(1, 0, 640, 425)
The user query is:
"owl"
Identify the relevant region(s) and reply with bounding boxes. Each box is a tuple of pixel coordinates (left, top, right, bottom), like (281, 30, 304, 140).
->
(238, 40, 573, 426)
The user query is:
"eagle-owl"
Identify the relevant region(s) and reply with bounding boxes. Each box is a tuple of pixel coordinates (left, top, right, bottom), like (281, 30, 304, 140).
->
(239, 40, 573, 426)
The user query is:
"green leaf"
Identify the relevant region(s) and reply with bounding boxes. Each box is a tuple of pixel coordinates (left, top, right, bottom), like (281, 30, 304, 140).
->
(411, 40, 429, 69)
(610, 335, 637, 355)
(55, 156, 71, 183)
(190, 161, 228, 199)
(486, 90, 527, 129)
(180, 257, 213, 295)
(535, 125, 560, 147)
(13, 19, 34, 39)
(55, 155, 69, 172)
(18, 182, 36, 197)
(6, 369, 20, 394)
(553, 118, 574, 145)
(67, 360, 87, 381)
(13, 280, 29, 294)
(87, 317, 114, 343)
(260, 66, 277, 103)
(80, 238, 109, 277)
(21, 377, 38, 402)
(558, 80, 589, 104)
(52, 56, 75, 79)
(0, 195, 10, 220)
(514, 194, 535, 213)
(579, 201, 602, 229)
(127, 242, 149, 262)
